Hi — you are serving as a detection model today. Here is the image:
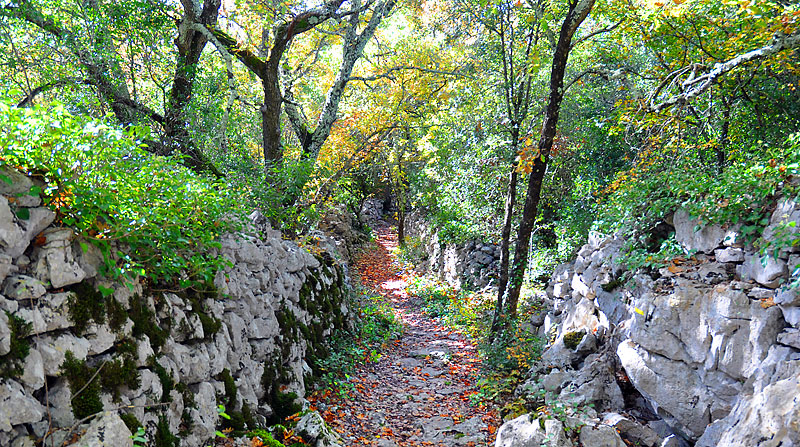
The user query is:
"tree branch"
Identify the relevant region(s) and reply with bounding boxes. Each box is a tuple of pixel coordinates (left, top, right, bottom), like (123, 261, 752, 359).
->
(650, 32, 800, 112)
(16, 78, 92, 107)
(206, 27, 267, 76)
(349, 65, 470, 83)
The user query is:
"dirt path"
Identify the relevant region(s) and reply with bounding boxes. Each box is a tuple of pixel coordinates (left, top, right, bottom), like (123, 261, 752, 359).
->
(310, 223, 499, 447)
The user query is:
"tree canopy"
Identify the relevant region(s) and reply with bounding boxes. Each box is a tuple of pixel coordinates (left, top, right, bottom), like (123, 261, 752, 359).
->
(2, 0, 799, 326)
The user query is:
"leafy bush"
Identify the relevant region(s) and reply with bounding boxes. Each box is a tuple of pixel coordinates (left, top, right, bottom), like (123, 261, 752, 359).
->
(407, 276, 543, 372)
(0, 99, 246, 287)
(595, 134, 800, 272)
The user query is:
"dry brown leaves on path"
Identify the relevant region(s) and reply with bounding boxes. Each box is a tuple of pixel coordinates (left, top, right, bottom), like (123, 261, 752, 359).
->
(309, 223, 500, 447)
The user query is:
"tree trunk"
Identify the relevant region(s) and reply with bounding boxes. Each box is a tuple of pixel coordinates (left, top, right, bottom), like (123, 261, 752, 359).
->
(262, 64, 285, 164)
(499, 0, 596, 327)
(165, 1, 224, 176)
(492, 148, 519, 332)
(717, 97, 731, 174)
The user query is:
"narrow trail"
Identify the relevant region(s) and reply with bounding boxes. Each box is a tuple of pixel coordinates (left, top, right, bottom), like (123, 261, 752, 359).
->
(311, 223, 500, 447)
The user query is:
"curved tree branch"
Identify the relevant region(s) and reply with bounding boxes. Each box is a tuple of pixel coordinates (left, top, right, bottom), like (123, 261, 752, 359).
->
(649, 32, 800, 112)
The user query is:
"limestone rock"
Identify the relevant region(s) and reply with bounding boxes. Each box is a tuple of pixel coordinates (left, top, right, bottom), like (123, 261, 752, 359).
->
(0, 380, 45, 432)
(714, 247, 744, 263)
(0, 200, 55, 259)
(743, 254, 788, 288)
(0, 311, 9, 355)
(0, 167, 36, 199)
(14, 292, 73, 334)
(74, 412, 133, 447)
(0, 254, 15, 285)
(296, 411, 343, 447)
(36, 334, 91, 376)
(19, 348, 45, 391)
(696, 358, 800, 447)
(602, 413, 662, 447)
(673, 209, 729, 253)
(775, 286, 799, 306)
(495, 415, 573, 447)
(578, 424, 625, 447)
(777, 328, 800, 349)
(617, 340, 711, 439)
(3, 275, 46, 300)
(0, 197, 25, 257)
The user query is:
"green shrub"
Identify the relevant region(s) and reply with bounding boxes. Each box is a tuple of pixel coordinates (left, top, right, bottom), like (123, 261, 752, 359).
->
(0, 312, 31, 379)
(313, 287, 402, 395)
(0, 99, 245, 289)
(595, 133, 800, 273)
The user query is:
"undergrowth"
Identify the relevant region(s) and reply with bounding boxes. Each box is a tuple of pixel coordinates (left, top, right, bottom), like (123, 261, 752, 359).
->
(405, 276, 544, 407)
(312, 285, 403, 398)
(596, 133, 800, 276)
(0, 99, 245, 289)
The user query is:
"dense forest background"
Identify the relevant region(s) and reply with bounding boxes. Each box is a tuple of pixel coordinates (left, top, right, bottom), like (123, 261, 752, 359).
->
(1, 0, 799, 321)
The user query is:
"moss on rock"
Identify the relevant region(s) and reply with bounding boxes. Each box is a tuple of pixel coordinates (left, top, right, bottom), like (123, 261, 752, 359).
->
(0, 311, 31, 379)
(563, 330, 586, 350)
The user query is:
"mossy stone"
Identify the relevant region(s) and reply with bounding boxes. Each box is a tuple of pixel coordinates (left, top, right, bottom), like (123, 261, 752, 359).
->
(563, 330, 586, 350)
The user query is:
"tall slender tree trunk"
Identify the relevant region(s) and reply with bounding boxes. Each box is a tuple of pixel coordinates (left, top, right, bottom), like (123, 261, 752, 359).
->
(499, 0, 596, 327)
(717, 97, 731, 174)
(492, 133, 520, 332)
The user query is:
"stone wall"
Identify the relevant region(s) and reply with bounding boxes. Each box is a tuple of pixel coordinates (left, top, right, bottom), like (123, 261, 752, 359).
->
(497, 195, 800, 447)
(404, 210, 500, 290)
(0, 170, 353, 447)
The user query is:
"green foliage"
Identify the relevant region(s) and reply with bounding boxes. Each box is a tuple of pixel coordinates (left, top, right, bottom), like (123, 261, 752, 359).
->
(271, 392, 302, 423)
(67, 283, 108, 335)
(562, 330, 585, 350)
(129, 294, 168, 352)
(0, 99, 244, 288)
(154, 415, 179, 447)
(150, 357, 175, 404)
(218, 368, 237, 407)
(130, 426, 147, 447)
(225, 156, 321, 232)
(61, 345, 141, 419)
(408, 275, 543, 389)
(0, 312, 31, 379)
(597, 134, 800, 273)
(248, 429, 287, 447)
(101, 351, 141, 401)
(395, 236, 427, 266)
(61, 351, 104, 419)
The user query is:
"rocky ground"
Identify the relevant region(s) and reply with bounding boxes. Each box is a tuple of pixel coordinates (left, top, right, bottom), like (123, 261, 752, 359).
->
(310, 224, 500, 447)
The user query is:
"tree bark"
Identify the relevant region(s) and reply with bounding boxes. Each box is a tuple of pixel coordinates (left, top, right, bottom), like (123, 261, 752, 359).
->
(717, 97, 731, 174)
(500, 0, 596, 326)
(492, 159, 518, 332)
(164, 0, 224, 176)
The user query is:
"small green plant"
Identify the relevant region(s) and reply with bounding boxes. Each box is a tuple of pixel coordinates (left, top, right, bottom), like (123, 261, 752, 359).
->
(313, 287, 402, 396)
(130, 426, 147, 447)
(215, 404, 231, 439)
(248, 428, 286, 447)
(394, 235, 427, 267)
(155, 415, 179, 447)
(0, 311, 31, 379)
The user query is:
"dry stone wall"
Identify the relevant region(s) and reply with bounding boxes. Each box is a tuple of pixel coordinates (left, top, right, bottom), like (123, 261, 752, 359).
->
(497, 195, 800, 447)
(403, 209, 500, 290)
(0, 172, 353, 447)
